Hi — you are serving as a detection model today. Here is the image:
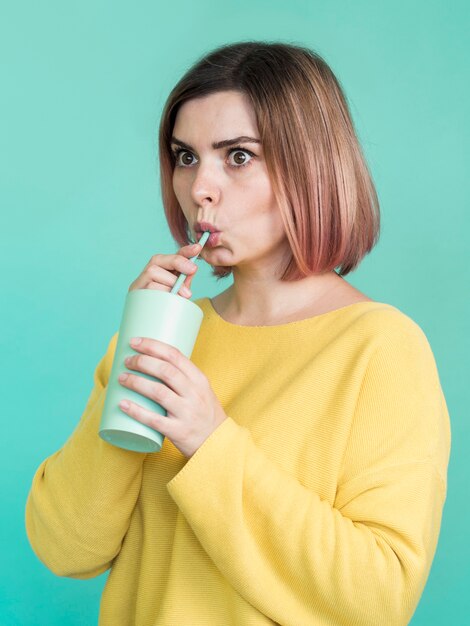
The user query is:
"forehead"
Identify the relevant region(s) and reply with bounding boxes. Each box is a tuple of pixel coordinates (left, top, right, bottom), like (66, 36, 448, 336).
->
(173, 90, 258, 137)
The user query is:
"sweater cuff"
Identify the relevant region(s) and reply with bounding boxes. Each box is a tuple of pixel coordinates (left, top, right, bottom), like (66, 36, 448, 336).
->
(166, 416, 249, 496)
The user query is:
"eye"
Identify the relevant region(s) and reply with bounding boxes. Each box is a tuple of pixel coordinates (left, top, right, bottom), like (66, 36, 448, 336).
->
(171, 146, 256, 169)
(172, 149, 196, 167)
(227, 149, 254, 167)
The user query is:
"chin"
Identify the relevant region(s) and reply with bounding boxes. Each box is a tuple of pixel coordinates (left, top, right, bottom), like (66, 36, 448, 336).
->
(202, 247, 233, 264)
(202, 245, 228, 255)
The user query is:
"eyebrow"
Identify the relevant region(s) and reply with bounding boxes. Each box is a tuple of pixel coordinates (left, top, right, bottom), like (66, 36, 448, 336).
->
(170, 136, 261, 151)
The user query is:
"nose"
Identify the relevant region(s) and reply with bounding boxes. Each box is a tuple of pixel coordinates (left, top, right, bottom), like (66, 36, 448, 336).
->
(190, 161, 221, 208)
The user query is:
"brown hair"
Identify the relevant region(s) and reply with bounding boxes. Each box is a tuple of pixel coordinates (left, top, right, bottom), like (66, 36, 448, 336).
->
(158, 41, 380, 279)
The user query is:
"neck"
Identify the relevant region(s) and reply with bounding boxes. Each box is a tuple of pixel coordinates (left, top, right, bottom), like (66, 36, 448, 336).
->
(218, 267, 344, 325)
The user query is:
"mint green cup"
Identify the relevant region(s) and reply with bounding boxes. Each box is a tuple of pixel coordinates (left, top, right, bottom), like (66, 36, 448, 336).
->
(99, 289, 204, 453)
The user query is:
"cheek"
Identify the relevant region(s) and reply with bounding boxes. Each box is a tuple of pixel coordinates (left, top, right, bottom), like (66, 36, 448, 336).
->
(172, 171, 184, 200)
(244, 177, 280, 222)
(246, 168, 275, 203)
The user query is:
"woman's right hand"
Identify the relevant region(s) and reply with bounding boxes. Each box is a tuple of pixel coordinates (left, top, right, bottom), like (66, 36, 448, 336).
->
(128, 243, 202, 298)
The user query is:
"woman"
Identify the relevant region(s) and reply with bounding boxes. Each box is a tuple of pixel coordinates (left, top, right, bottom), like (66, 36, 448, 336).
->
(25, 41, 451, 625)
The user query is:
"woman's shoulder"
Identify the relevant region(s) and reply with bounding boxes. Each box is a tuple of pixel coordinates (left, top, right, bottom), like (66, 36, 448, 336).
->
(319, 281, 426, 339)
(348, 300, 440, 379)
(359, 300, 428, 336)
(348, 298, 431, 347)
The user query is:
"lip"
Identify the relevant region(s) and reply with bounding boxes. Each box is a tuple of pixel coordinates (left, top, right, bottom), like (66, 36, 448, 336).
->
(195, 221, 220, 233)
(196, 231, 221, 247)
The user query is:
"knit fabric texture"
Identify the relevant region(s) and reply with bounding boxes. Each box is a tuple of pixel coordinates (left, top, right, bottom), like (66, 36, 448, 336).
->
(25, 298, 451, 625)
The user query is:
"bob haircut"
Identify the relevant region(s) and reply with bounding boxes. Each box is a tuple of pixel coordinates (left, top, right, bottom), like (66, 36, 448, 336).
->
(158, 41, 380, 279)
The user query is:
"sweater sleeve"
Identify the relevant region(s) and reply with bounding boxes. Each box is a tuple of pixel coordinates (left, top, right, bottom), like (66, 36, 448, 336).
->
(25, 332, 147, 579)
(166, 319, 451, 626)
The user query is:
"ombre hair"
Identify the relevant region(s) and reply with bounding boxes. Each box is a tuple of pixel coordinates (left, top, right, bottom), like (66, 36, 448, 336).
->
(158, 41, 380, 279)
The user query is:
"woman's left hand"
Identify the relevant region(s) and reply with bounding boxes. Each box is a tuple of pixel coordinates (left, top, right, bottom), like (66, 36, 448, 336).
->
(118, 337, 227, 458)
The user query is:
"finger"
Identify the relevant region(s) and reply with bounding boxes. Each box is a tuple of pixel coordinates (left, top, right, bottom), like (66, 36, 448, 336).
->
(183, 272, 196, 290)
(146, 254, 198, 275)
(124, 354, 187, 394)
(119, 397, 172, 436)
(144, 282, 192, 298)
(145, 283, 192, 298)
(119, 372, 181, 415)
(183, 265, 199, 287)
(130, 265, 187, 291)
(148, 261, 196, 282)
(146, 265, 181, 289)
(129, 337, 204, 382)
(179, 243, 202, 256)
(142, 267, 195, 296)
(128, 273, 153, 291)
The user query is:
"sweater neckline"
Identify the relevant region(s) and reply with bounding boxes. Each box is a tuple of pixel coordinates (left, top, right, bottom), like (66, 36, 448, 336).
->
(200, 297, 393, 330)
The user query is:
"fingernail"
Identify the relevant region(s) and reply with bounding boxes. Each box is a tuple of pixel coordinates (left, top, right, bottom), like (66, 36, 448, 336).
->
(130, 337, 142, 346)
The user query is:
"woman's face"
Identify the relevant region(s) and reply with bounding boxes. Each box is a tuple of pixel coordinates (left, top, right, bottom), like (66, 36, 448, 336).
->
(171, 90, 289, 273)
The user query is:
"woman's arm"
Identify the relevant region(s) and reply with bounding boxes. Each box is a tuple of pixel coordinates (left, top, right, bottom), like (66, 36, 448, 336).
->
(25, 333, 147, 579)
(166, 320, 451, 626)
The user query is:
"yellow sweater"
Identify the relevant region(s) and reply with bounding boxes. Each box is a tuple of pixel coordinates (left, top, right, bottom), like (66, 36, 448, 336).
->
(25, 298, 451, 626)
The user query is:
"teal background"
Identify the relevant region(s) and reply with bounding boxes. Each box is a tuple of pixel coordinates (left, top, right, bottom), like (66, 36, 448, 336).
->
(1, 1, 468, 624)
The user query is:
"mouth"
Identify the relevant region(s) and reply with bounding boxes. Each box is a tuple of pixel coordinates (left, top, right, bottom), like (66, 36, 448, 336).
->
(196, 230, 222, 247)
(195, 221, 222, 247)
(195, 221, 220, 233)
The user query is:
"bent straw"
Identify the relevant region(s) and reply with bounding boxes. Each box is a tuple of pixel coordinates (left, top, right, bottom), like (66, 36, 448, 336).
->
(170, 231, 210, 296)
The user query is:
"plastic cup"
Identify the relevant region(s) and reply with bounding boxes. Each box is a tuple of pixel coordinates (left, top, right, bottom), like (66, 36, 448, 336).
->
(99, 289, 204, 453)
